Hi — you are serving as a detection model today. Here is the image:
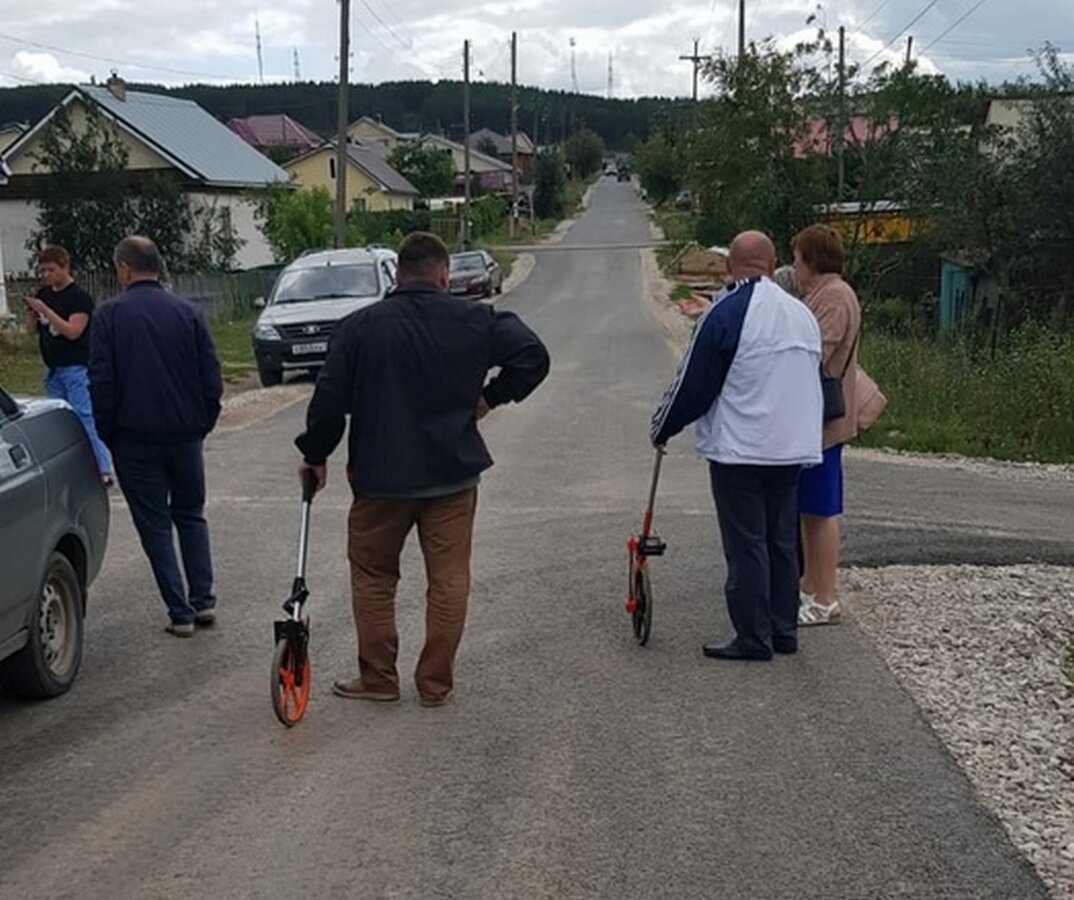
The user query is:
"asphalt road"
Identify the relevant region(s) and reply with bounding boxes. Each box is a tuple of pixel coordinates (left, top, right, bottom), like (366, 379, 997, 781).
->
(1, 179, 1064, 900)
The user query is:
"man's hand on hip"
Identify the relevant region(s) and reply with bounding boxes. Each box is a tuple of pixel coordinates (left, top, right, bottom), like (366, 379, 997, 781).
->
(476, 397, 491, 420)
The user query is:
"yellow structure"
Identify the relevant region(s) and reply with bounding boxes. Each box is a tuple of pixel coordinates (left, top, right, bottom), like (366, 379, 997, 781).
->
(285, 142, 417, 212)
(346, 117, 407, 154)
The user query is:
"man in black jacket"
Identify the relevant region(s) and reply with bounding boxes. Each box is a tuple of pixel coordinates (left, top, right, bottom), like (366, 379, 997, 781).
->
(89, 236, 224, 638)
(296, 232, 549, 707)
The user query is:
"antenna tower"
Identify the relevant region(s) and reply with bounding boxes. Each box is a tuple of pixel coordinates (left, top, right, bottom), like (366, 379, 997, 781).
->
(569, 37, 578, 93)
(255, 12, 264, 83)
(293, 47, 301, 81)
(607, 50, 614, 99)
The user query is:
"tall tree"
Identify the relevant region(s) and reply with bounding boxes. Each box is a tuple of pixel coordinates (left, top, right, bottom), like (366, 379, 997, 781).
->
(563, 128, 605, 180)
(28, 104, 133, 272)
(388, 144, 455, 198)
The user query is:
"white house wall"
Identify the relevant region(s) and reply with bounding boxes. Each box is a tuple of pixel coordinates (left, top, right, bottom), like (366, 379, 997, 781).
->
(1, 194, 273, 275)
(187, 192, 274, 270)
(0, 199, 41, 276)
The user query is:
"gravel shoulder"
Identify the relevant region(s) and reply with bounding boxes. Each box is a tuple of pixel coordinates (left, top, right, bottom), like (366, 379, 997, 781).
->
(847, 565, 1074, 897)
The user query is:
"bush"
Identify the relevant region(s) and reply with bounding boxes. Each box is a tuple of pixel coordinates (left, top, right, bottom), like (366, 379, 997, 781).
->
(350, 209, 432, 245)
(469, 195, 505, 239)
(533, 150, 566, 220)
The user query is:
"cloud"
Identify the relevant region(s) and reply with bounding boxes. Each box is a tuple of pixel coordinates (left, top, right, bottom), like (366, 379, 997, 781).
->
(11, 51, 90, 83)
(0, 0, 1067, 95)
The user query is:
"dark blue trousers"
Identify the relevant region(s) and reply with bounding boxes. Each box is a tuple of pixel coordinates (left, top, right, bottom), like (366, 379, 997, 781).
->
(709, 462, 801, 656)
(113, 439, 216, 625)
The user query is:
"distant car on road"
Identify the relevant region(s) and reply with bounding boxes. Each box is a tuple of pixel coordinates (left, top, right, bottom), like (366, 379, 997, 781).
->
(617, 166, 631, 182)
(674, 190, 694, 210)
(449, 251, 503, 299)
(252, 246, 398, 387)
(0, 385, 109, 699)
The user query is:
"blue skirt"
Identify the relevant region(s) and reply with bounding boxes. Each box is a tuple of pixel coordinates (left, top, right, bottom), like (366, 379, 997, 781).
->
(798, 444, 844, 517)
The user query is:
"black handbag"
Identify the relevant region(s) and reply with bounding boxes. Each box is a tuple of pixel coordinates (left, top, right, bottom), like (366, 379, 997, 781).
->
(821, 336, 858, 423)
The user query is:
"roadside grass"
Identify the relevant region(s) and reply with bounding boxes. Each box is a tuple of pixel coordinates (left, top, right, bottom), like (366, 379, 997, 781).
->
(0, 314, 257, 394)
(857, 325, 1074, 464)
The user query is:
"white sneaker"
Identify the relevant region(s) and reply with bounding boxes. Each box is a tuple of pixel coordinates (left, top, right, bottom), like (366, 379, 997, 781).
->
(798, 599, 842, 626)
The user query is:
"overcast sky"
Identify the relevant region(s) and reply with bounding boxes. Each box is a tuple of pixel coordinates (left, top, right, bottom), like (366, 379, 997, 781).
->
(2, 0, 1072, 102)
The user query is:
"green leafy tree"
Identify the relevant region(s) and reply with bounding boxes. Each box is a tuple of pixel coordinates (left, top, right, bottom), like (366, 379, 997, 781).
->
(388, 143, 455, 198)
(137, 173, 193, 267)
(27, 104, 133, 271)
(631, 133, 683, 205)
(689, 41, 827, 253)
(533, 150, 566, 220)
(564, 128, 605, 180)
(256, 186, 339, 262)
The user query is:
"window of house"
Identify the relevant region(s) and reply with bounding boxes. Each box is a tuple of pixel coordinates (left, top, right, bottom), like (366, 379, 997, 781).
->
(353, 197, 367, 213)
(328, 157, 336, 180)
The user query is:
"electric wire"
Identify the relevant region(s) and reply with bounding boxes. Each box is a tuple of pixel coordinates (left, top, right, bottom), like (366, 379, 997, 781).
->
(859, 0, 942, 68)
(922, 0, 991, 51)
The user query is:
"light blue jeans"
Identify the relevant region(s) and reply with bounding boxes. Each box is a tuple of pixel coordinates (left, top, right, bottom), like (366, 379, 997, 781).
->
(44, 365, 112, 476)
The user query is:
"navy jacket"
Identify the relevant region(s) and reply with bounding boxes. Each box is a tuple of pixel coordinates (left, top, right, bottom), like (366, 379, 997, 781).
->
(295, 281, 549, 495)
(89, 280, 224, 445)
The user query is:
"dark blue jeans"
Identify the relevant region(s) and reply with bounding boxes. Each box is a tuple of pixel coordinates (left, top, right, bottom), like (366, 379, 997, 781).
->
(709, 462, 802, 656)
(113, 439, 216, 625)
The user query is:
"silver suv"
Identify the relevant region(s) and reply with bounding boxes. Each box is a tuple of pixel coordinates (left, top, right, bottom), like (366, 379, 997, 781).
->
(252, 247, 398, 386)
(0, 385, 109, 698)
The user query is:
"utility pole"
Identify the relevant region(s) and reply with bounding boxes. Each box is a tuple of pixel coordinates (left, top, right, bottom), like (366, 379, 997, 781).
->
(333, 0, 350, 249)
(462, 39, 472, 250)
(905, 35, 914, 66)
(510, 31, 519, 239)
(836, 25, 846, 201)
(678, 38, 711, 103)
(739, 0, 747, 59)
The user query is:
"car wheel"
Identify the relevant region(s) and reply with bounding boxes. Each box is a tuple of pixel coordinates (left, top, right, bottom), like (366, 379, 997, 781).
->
(258, 364, 283, 387)
(0, 552, 84, 699)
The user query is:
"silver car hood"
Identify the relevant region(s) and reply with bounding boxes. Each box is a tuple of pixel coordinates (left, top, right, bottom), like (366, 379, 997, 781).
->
(10, 396, 69, 417)
(258, 296, 382, 326)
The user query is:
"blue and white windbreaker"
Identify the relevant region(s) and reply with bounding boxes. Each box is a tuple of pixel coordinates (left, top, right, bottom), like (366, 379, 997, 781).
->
(651, 276, 824, 466)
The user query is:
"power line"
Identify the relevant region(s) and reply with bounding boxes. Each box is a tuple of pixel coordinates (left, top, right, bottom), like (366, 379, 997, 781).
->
(923, 0, 991, 52)
(859, 0, 894, 29)
(860, 0, 942, 68)
(0, 30, 237, 81)
(358, 0, 413, 52)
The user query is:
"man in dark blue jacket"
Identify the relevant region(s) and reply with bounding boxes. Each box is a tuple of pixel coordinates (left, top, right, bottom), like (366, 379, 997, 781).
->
(90, 236, 224, 637)
(296, 232, 549, 707)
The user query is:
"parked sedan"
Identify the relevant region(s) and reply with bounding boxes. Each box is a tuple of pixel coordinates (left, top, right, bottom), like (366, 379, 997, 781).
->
(0, 385, 109, 698)
(449, 251, 502, 299)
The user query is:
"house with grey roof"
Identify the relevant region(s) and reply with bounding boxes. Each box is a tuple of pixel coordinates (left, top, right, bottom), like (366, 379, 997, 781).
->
(284, 140, 418, 211)
(0, 76, 289, 272)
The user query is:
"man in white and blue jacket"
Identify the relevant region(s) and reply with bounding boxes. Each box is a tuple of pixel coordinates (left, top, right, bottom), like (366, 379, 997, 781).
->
(651, 231, 823, 661)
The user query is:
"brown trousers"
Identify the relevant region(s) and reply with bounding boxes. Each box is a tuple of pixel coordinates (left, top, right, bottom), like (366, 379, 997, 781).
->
(347, 487, 477, 702)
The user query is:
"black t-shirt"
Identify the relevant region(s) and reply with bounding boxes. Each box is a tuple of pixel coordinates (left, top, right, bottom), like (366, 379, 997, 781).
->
(36, 282, 95, 368)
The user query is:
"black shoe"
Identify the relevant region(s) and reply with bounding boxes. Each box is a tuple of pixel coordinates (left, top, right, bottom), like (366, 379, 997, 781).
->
(773, 639, 798, 655)
(702, 641, 772, 661)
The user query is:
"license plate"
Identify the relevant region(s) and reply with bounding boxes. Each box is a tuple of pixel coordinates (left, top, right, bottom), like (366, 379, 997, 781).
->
(291, 341, 327, 355)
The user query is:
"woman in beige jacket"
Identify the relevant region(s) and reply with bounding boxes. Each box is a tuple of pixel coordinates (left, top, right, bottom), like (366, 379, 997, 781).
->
(792, 225, 861, 626)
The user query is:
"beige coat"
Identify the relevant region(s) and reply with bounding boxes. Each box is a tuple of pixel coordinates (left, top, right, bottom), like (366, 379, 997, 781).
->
(803, 274, 862, 449)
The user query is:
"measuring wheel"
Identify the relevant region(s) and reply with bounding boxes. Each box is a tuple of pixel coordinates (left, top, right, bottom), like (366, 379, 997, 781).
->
(270, 621, 310, 727)
(632, 567, 653, 646)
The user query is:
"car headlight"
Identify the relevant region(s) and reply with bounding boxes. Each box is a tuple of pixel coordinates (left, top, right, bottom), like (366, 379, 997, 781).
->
(255, 323, 282, 341)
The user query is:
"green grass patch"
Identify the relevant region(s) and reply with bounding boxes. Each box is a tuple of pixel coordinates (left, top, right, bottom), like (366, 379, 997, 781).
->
(0, 314, 257, 393)
(209, 316, 256, 385)
(857, 324, 1074, 463)
(1064, 641, 1074, 685)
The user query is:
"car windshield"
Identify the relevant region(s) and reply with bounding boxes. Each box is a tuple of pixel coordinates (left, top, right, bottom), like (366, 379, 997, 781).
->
(271, 263, 379, 303)
(451, 255, 485, 273)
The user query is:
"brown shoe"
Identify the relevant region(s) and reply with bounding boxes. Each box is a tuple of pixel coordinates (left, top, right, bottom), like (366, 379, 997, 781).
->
(419, 694, 451, 708)
(331, 677, 399, 702)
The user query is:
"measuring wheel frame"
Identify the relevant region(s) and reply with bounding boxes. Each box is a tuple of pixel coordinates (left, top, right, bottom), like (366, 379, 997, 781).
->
(623, 447, 667, 647)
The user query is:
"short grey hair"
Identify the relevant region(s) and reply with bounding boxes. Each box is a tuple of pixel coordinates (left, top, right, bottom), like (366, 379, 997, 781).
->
(114, 236, 164, 275)
(772, 265, 799, 297)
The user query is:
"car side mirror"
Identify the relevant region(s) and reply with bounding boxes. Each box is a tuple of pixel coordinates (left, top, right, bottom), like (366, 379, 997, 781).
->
(253, 296, 266, 309)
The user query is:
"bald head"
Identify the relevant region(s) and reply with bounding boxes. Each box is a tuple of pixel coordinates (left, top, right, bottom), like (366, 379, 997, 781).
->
(114, 235, 164, 289)
(728, 231, 777, 280)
